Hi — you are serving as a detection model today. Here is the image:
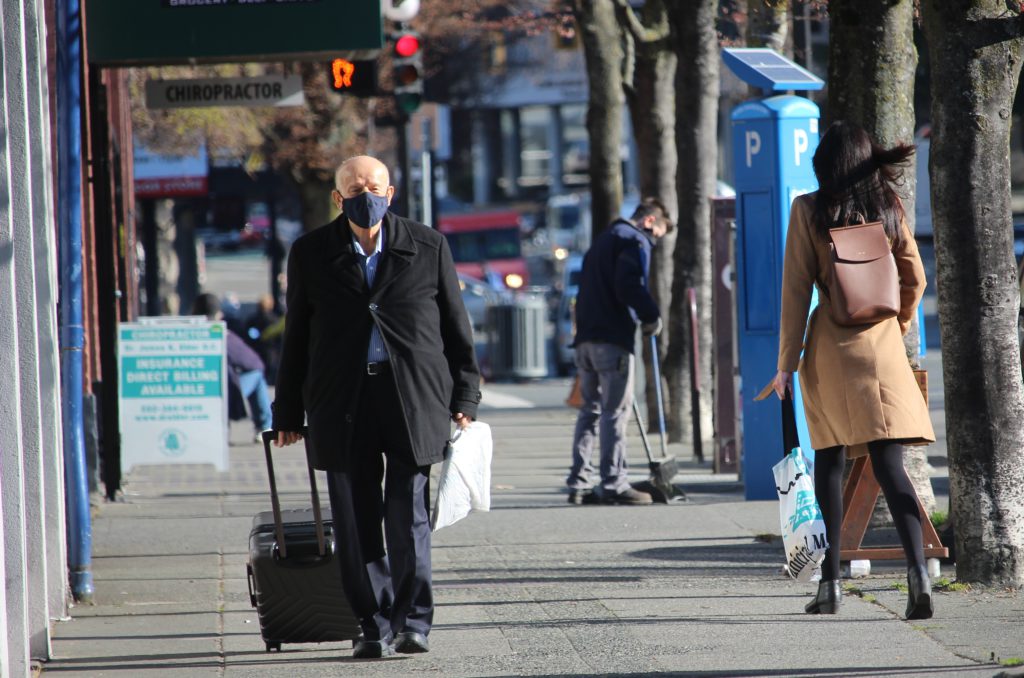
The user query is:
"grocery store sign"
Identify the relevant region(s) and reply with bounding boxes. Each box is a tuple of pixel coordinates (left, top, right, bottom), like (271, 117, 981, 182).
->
(134, 143, 208, 198)
(118, 319, 229, 472)
(145, 75, 304, 109)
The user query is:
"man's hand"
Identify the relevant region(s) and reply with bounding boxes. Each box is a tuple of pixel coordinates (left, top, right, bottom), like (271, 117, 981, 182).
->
(452, 412, 472, 430)
(275, 430, 304, 447)
(641, 317, 663, 337)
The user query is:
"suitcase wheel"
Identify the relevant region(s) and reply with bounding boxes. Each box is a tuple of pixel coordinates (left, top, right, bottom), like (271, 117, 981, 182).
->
(266, 642, 281, 652)
(246, 563, 257, 608)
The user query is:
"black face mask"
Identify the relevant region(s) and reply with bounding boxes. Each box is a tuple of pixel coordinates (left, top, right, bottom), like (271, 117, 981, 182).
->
(342, 191, 390, 229)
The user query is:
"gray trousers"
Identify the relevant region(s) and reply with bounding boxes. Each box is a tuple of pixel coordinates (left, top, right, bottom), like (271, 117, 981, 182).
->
(566, 341, 634, 493)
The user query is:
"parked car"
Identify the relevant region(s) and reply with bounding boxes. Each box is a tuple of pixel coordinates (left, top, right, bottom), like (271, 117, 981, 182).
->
(239, 202, 271, 246)
(197, 227, 242, 252)
(458, 272, 500, 339)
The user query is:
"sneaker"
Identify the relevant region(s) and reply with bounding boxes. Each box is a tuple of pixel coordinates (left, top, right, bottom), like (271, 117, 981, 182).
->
(601, 487, 653, 505)
(567, 489, 594, 505)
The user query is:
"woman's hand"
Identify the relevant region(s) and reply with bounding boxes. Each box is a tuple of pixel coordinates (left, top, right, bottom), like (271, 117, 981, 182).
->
(772, 370, 794, 400)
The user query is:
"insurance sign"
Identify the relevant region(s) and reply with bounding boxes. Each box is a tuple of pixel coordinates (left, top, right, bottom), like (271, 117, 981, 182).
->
(118, 320, 229, 472)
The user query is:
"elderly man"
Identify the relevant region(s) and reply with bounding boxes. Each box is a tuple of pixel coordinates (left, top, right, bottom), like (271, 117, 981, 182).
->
(272, 155, 481, 658)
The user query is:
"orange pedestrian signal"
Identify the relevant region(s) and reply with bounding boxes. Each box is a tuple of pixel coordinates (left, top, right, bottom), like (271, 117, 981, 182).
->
(332, 59, 355, 89)
(328, 58, 377, 97)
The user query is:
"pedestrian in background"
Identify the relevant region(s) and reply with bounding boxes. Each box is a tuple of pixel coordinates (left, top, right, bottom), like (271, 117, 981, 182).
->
(191, 292, 272, 443)
(772, 120, 936, 619)
(244, 293, 281, 381)
(272, 155, 481, 659)
(566, 197, 672, 506)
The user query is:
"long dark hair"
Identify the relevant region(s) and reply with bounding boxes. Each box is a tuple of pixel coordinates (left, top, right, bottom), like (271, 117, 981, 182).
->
(812, 120, 914, 247)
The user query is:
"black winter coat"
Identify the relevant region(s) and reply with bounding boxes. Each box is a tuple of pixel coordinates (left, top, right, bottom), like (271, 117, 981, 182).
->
(272, 212, 481, 470)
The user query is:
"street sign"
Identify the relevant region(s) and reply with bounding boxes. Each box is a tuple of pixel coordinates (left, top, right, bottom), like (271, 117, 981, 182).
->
(118, 319, 229, 472)
(145, 76, 304, 110)
(87, 1, 383, 66)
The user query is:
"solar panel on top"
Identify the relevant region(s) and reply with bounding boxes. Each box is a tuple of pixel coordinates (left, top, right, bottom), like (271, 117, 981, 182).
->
(730, 49, 792, 67)
(721, 47, 824, 92)
(759, 67, 819, 82)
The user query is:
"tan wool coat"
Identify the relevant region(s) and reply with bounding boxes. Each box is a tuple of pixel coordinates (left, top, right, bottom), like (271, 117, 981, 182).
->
(778, 193, 935, 455)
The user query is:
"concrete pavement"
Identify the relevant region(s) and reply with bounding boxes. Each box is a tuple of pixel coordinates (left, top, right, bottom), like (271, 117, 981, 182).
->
(43, 358, 1023, 677)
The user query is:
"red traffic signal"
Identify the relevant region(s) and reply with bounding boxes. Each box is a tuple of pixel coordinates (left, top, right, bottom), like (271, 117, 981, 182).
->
(391, 30, 423, 114)
(394, 33, 420, 58)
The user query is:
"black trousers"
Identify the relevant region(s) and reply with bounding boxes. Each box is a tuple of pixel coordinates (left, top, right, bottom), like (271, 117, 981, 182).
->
(326, 367, 433, 641)
(814, 440, 926, 582)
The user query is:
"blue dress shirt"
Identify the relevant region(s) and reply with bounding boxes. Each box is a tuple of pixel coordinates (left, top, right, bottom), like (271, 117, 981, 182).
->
(352, 229, 389, 363)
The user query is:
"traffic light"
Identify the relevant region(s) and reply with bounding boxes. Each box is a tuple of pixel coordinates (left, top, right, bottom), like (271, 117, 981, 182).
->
(391, 30, 423, 114)
(328, 58, 377, 97)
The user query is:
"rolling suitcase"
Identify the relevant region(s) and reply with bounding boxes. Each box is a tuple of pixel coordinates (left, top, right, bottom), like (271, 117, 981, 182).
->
(246, 429, 362, 651)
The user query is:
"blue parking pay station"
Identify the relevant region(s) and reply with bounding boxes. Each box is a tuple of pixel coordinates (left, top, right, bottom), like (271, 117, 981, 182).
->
(722, 49, 825, 500)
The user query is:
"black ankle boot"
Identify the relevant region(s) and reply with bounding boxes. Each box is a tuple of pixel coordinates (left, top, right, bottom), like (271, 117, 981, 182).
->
(805, 580, 841, 614)
(906, 565, 934, 620)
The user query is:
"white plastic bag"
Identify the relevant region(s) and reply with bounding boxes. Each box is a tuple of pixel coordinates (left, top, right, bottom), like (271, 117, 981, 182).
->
(773, 447, 828, 582)
(431, 421, 492, 531)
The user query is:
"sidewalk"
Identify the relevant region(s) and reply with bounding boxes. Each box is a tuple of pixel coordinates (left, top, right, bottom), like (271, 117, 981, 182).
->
(44, 373, 1022, 677)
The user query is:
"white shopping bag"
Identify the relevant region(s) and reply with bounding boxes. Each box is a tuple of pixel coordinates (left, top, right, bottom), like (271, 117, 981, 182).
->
(431, 421, 492, 531)
(773, 446, 828, 582)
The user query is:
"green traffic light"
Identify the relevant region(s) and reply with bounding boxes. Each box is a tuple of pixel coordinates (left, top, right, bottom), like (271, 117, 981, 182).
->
(396, 92, 422, 113)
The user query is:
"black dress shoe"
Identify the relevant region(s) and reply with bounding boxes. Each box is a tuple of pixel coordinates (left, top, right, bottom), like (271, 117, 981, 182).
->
(567, 489, 594, 505)
(805, 580, 841, 614)
(906, 565, 934, 620)
(393, 630, 430, 654)
(352, 638, 395, 659)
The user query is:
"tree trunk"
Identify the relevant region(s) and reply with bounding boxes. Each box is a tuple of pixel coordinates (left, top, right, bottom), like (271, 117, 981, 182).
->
(828, 0, 936, 525)
(666, 0, 718, 449)
(575, 0, 625, 239)
(746, 0, 791, 98)
(624, 1, 678, 431)
(747, 0, 789, 52)
(920, 0, 1024, 586)
(297, 176, 335, 233)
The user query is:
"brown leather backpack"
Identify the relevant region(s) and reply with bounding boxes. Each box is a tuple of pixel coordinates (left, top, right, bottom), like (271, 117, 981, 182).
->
(826, 219, 900, 326)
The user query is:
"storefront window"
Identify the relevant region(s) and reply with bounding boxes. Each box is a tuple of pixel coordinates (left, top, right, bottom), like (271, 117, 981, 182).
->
(519, 105, 551, 188)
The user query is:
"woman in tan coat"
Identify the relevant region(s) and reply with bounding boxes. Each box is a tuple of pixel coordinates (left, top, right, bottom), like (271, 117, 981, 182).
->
(772, 121, 936, 619)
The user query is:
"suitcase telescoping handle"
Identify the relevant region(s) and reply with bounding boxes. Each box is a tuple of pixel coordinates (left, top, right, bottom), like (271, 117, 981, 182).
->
(260, 428, 327, 560)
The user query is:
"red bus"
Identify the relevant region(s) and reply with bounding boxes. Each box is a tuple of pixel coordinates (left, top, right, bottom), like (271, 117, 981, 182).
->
(437, 210, 529, 290)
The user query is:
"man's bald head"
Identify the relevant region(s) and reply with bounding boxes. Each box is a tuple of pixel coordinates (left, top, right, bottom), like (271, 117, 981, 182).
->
(335, 156, 391, 197)
(331, 155, 396, 229)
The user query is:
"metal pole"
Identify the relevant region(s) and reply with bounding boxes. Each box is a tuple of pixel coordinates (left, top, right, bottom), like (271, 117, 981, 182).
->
(420, 117, 432, 226)
(687, 287, 704, 463)
(649, 334, 669, 459)
(56, 0, 93, 603)
(140, 199, 159, 316)
(267, 194, 284, 314)
(394, 116, 410, 218)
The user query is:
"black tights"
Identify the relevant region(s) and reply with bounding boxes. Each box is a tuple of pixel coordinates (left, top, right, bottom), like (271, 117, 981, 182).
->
(814, 441, 925, 582)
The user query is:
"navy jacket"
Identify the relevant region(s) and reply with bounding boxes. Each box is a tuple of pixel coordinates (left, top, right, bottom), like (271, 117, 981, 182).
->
(272, 212, 481, 471)
(573, 218, 660, 353)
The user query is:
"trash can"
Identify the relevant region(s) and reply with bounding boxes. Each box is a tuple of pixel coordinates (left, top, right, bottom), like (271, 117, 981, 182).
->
(487, 296, 548, 380)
